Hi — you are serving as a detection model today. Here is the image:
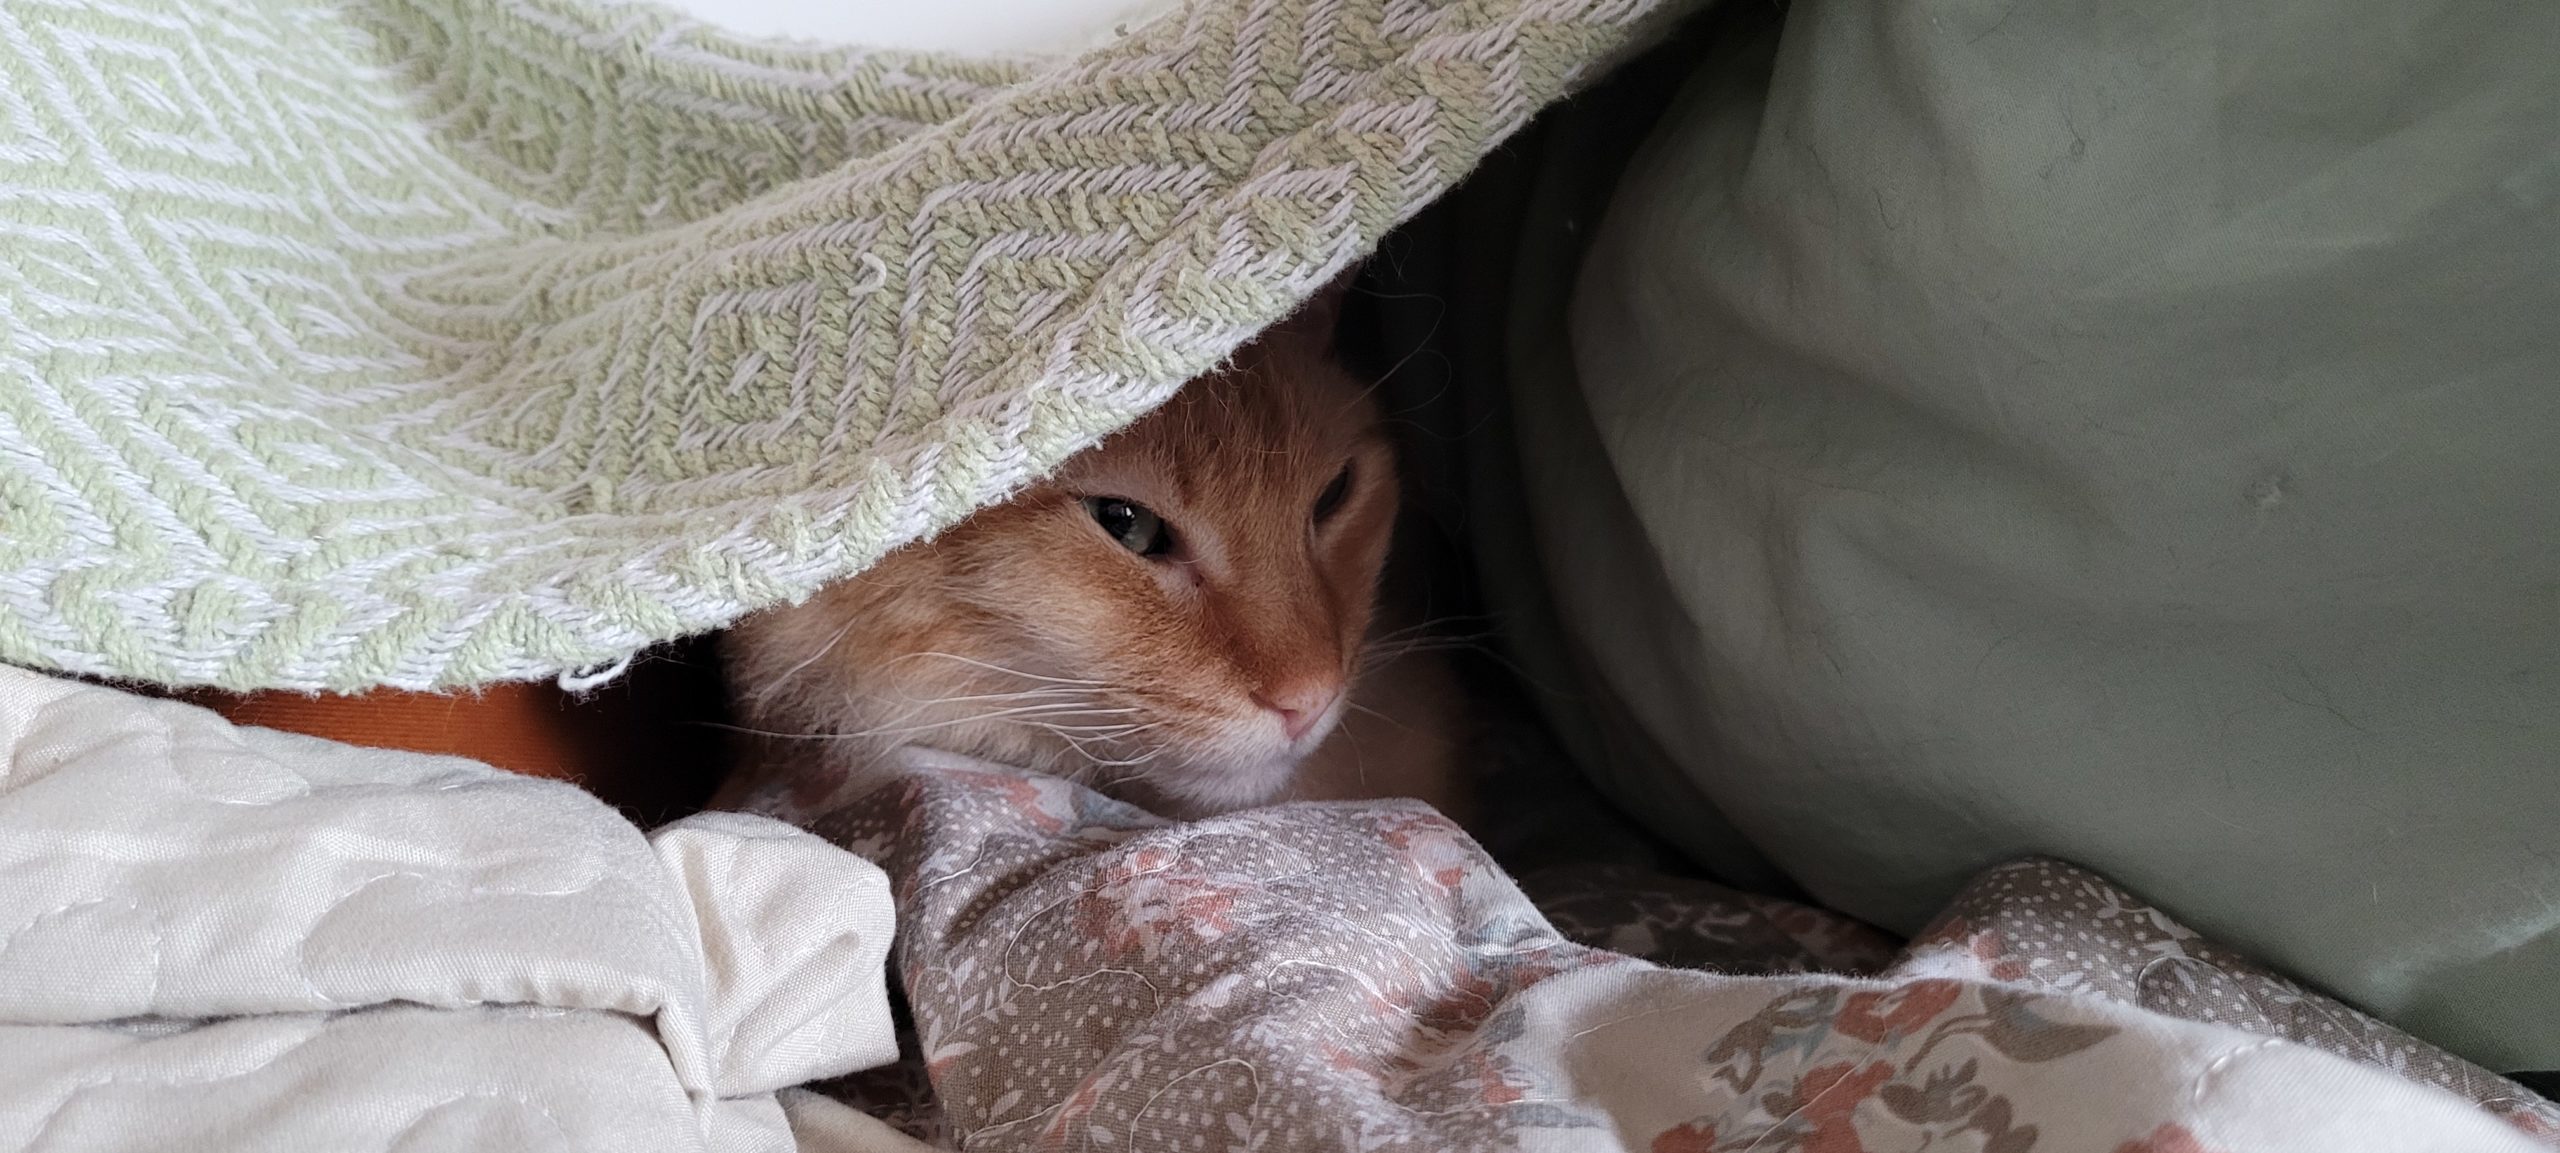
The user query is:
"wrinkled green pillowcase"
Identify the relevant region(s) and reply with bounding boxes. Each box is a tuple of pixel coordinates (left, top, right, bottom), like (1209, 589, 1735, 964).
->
(1541, 2, 2560, 1070)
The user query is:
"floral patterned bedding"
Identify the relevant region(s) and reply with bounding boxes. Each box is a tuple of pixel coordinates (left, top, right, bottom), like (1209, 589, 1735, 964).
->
(731, 746, 2559, 1152)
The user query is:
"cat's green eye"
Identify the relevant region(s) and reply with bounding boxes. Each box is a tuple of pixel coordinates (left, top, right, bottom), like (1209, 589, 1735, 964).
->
(1084, 497, 1174, 558)
(1312, 463, 1353, 522)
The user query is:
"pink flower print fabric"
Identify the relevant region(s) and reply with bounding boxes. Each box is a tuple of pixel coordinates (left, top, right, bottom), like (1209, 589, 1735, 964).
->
(749, 747, 2554, 1152)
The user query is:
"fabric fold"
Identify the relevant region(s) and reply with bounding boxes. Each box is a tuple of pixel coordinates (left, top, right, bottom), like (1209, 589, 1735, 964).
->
(0, 666, 901, 1150)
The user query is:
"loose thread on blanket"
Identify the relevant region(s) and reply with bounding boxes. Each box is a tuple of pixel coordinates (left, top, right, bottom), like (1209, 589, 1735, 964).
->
(558, 653, 635, 694)
(852, 252, 889, 295)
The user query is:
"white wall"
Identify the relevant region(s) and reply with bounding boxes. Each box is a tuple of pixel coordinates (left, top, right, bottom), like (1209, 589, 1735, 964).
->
(660, 0, 1182, 55)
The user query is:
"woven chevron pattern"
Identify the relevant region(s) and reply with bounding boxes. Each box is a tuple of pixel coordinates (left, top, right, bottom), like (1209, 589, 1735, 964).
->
(0, 0, 1681, 691)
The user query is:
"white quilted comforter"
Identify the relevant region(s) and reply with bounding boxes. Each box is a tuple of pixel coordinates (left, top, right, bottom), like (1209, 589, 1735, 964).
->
(0, 666, 914, 1153)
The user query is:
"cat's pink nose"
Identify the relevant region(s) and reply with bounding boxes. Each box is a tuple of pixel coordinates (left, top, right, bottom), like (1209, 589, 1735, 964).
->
(1254, 682, 1340, 743)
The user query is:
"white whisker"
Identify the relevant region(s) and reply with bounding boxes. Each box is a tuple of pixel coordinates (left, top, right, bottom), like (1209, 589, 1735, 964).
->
(690, 721, 871, 743)
(843, 701, 1136, 741)
(751, 617, 859, 710)
(1342, 699, 1418, 735)
(890, 651, 1108, 687)
(885, 685, 1114, 708)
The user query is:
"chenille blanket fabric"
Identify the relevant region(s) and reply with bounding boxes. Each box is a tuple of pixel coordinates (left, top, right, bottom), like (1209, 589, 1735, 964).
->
(0, 0, 1677, 691)
(728, 752, 2560, 1153)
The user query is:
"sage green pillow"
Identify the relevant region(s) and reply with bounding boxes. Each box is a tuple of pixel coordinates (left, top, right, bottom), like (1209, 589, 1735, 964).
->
(1543, 1, 2560, 1070)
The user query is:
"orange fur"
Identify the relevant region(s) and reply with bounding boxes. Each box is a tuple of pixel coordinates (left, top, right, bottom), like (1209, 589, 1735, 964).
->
(722, 292, 1468, 819)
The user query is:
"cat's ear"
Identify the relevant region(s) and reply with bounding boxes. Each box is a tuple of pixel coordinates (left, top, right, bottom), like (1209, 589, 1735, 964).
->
(1264, 263, 1361, 356)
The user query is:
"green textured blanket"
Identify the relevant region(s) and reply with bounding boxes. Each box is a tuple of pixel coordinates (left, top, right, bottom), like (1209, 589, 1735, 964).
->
(0, 0, 1678, 690)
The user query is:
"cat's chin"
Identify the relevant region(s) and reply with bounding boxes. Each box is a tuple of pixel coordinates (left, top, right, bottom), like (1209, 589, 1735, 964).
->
(1103, 754, 1306, 821)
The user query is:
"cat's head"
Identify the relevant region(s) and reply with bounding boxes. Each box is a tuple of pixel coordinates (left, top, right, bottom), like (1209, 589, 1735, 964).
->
(726, 287, 1395, 814)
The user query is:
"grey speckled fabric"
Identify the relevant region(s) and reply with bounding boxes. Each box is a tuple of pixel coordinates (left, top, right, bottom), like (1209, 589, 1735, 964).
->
(733, 754, 2558, 1149)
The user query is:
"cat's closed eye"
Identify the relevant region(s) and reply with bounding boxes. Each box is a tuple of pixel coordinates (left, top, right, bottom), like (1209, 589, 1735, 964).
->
(1312, 463, 1353, 523)
(1084, 496, 1175, 557)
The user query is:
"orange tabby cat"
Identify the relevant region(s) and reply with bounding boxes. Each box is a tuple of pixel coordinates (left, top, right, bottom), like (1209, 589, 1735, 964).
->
(720, 287, 1470, 822)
